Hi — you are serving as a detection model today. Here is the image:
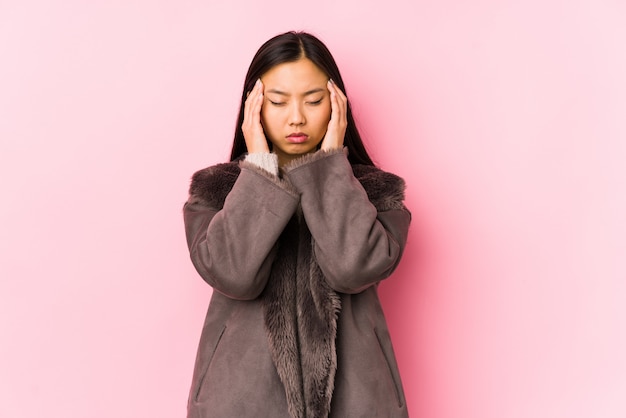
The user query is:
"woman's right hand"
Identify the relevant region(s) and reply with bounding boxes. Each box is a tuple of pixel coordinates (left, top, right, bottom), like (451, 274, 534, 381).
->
(242, 79, 270, 154)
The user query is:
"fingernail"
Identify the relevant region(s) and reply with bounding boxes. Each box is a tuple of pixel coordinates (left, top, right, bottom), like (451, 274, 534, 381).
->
(329, 78, 334, 84)
(256, 78, 261, 86)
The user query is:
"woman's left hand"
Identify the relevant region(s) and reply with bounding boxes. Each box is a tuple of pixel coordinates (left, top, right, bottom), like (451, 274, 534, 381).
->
(320, 79, 348, 151)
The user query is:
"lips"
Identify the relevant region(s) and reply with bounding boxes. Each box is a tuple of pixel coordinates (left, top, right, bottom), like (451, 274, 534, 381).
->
(286, 132, 309, 144)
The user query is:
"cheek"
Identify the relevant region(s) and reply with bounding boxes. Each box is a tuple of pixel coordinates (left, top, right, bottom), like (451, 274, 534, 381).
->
(260, 108, 284, 142)
(312, 105, 331, 130)
(321, 101, 331, 121)
(260, 108, 276, 130)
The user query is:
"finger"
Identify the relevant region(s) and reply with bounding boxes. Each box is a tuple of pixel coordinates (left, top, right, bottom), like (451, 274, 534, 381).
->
(333, 82, 348, 118)
(252, 82, 264, 126)
(246, 80, 261, 106)
(328, 80, 346, 125)
(331, 81, 347, 113)
(243, 80, 262, 127)
(243, 87, 255, 125)
(329, 79, 346, 100)
(242, 80, 269, 153)
(322, 81, 344, 151)
(328, 80, 338, 122)
(246, 79, 262, 104)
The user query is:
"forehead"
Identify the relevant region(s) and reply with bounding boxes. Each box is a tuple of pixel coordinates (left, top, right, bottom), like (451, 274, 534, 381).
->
(261, 58, 328, 93)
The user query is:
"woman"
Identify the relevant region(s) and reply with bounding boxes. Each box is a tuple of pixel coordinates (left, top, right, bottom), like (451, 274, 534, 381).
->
(183, 31, 411, 418)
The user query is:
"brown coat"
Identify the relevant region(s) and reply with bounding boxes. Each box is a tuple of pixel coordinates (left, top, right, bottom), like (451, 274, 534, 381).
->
(183, 150, 411, 418)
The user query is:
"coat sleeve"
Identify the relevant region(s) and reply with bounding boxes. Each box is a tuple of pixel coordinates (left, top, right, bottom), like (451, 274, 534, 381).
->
(284, 150, 411, 294)
(183, 163, 299, 300)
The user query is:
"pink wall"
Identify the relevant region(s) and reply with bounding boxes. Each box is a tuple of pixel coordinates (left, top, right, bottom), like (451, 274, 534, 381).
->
(1, 1, 625, 417)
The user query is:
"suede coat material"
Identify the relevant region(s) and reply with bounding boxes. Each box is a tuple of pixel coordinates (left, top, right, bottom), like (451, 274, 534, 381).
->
(183, 150, 411, 418)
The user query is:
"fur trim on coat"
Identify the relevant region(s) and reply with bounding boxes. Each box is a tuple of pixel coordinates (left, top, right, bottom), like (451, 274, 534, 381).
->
(187, 156, 406, 418)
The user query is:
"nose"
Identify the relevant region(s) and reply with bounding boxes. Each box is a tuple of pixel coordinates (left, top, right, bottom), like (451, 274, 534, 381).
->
(288, 103, 305, 126)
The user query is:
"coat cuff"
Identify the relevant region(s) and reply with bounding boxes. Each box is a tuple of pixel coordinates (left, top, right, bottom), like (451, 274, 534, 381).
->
(282, 148, 348, 173)
(239, 160, 299, 197)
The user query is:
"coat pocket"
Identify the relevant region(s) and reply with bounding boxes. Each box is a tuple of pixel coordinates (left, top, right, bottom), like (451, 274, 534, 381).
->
(194, 325, 227, 403)
(374, 327, 404, 408)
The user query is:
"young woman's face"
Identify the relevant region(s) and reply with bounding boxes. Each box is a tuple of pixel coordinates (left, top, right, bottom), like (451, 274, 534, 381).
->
(260, 58, 331, 165)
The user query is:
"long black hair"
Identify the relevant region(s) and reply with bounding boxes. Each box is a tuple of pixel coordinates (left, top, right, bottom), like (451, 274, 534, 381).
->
(229, 31, 374, 166)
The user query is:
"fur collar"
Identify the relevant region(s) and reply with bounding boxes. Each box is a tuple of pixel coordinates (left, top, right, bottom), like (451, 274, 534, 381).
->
(188, 160, 406, 212)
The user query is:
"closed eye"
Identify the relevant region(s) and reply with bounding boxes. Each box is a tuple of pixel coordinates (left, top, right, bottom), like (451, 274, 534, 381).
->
(307, 98, 323, 105)
(268, 100, 286, 106)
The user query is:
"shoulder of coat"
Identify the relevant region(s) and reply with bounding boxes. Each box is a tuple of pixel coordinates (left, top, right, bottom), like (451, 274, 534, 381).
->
(352, 164, 407, 211)
(187, 161, 241, 208)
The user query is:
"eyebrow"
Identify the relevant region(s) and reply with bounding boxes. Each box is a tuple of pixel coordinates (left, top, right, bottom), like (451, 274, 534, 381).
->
(266, 88, 325, 96)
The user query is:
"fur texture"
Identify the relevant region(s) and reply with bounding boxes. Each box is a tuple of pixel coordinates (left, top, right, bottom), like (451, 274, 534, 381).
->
(189, 160, 406, 213)
(187, 160, 406, 418)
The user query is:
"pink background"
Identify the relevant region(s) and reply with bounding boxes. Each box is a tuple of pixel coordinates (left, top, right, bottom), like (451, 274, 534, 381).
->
(1, 1, 625, 417)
